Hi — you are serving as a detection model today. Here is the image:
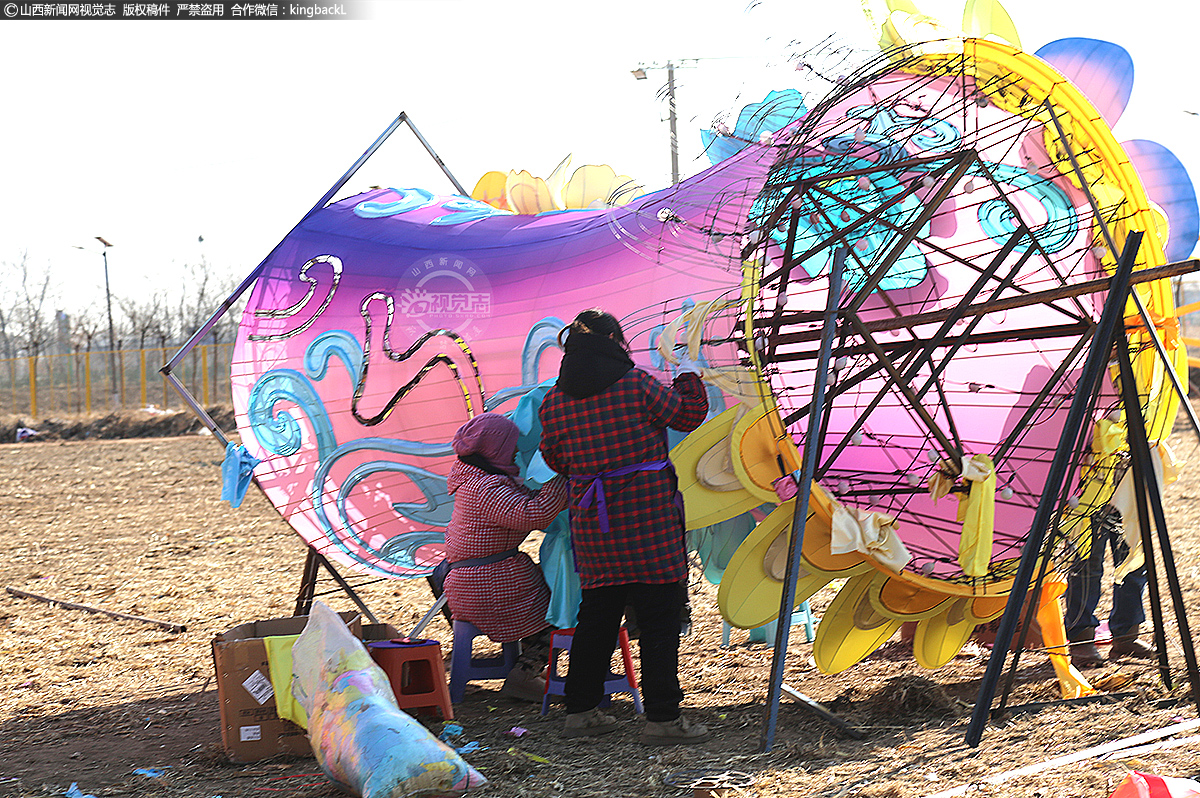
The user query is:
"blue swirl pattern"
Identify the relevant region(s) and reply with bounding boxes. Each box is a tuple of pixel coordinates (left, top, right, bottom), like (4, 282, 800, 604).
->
(246, 317, 575, 577)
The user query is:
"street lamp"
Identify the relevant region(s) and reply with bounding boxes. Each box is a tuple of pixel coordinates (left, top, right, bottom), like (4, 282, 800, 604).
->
(95, 237, 119, 408)
(75, 237, 119, 406)
(632, 61, 680, 185)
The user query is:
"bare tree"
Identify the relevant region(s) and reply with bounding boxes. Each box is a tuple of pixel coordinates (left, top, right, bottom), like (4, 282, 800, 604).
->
(175, 258, 216, 346)
(0, 284, 11, 361)
(65, 305, 106, 412)
(118, 291, 171, 350)
(173, 258, 246, 402)
(9, 251, 56, 362)
(71, 304, 105, 356)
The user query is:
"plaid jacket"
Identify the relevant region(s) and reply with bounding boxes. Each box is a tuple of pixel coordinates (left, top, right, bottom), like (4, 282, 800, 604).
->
(538, 370, 707, 588)
(443, 461, 568, 641)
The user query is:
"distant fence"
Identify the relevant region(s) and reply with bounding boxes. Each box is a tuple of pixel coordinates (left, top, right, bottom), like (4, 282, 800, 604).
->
(3, 303, 1197, 418)
(0, 343, 235, 418)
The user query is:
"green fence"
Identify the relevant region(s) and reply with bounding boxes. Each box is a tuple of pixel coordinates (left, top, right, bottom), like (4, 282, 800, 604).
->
(0, 343, 235, 417)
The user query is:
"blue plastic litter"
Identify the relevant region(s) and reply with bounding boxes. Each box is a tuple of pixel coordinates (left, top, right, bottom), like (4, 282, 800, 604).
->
(220, 442, 261, 508)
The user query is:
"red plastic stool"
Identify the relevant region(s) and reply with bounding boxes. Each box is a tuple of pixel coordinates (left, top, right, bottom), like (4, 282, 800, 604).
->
(540, 627, 642, 715)
(367, 638, 454, 720)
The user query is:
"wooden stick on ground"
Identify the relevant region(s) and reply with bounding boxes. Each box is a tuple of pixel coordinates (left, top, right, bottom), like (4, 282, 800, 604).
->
(5, 586, 187, 633)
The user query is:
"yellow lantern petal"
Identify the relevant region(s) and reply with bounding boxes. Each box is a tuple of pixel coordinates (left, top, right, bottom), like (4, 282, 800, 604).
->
(505, 170, 557, 214)
(813, 572, 904, 674)
(471, 170, 510, 211)
(961, 0, 1021, 49)
(562, 164, 618, 209)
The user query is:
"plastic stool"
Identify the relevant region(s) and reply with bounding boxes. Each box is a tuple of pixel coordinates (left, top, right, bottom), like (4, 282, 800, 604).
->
(367, 638, 454, 720)
(448, 620, 520, 703)
(541, 627, 643, 715)
(721, 601, 816, 647)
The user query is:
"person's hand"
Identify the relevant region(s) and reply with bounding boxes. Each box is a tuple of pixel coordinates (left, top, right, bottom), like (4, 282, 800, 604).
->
(674, 345, 703, 376)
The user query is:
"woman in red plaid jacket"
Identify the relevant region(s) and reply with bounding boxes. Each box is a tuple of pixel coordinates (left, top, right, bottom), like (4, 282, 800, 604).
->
(444, 412, 568, 702)
(539, 309, 710, 746)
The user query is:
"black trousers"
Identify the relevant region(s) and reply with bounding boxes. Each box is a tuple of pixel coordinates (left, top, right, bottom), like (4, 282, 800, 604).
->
(565, 581, 684, 722)
(1065, 508, 1147, 638)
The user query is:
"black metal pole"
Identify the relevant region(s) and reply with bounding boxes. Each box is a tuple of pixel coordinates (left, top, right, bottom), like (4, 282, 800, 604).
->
(163, 111, 413, 375)
(294, 546, 321, 617)
(1116, 332, 1200, 709)
(1114, 342, 1171, 688)
(760, 247, 845, 752)
(1041, 101, 1200, 445)
(964, 231, 1143, 747)
(100, 247, 118, 407)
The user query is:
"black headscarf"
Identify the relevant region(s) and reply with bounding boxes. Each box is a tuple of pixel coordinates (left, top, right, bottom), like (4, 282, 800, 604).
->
(557, 332, 634, 399)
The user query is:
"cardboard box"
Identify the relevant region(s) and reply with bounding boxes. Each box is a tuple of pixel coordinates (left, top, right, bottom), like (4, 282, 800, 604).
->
(361, 622, 403, 643)
(212, 611, 360, 763)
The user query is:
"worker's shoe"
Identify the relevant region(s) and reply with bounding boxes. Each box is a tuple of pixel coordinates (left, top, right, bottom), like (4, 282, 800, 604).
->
(563, 708, 619, 738)
(500, 668, 546, 703)
(1111, 626, 1157, 660)
(1068, 628, 1105, 669)
(640, 714, 710, 746)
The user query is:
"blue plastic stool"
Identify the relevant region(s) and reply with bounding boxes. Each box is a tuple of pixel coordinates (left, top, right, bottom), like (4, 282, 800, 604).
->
(721, 601, 816, 647)
(448, 619, 520, 703)
(540, 627, 643, 715)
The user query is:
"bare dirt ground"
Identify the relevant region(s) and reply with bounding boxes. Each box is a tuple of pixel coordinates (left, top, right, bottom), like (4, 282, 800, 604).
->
(1, 408, 1199, 798)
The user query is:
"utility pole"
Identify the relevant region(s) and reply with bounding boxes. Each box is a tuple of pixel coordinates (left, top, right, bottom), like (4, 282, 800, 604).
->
(667, 61, 679, 185)
(632, 61, 684, 185)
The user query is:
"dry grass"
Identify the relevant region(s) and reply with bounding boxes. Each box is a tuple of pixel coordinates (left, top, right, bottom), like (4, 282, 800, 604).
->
(1, 415, 1199, 797)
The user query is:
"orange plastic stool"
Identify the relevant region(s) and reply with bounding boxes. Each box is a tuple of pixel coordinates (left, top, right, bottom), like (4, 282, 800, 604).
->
(541, 627, 642, 715)
(367, 638, 454, 720)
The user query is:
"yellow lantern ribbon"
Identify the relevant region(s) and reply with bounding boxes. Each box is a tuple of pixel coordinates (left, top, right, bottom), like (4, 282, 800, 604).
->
(956, 454, 996, 577)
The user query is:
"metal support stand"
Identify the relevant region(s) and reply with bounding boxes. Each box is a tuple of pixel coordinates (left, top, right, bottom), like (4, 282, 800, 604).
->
(292, 546, 381, 625)
(965, 232, 1143, 747)
(162, 111, 468, 438)
(1115, 329, 1200, 711)
(760, 248, 847, 752)
(161, 112, 470, 622)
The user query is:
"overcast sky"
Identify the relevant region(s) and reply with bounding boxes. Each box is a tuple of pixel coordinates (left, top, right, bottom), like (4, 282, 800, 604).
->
(3, 0, 1197, 318)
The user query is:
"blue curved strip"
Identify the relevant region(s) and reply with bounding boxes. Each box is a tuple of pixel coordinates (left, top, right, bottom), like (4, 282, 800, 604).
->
(429, 196, 514, 226)
(754, 152, 931, 290)
(482, 317, 566, 412)
(701, 129, 751, 166)
(331, 458, 455, 529)
(1035, 38, 1133, 128)
(976, 163, 1078, 254)
(377, 529, 446, 572)
(737, 90, 808, 139)
(520, 317, 565, 386)
(353, 187, 436, 218)
(309, 437, 455, 574)
(703, 89, 809, 166)
(305, 329, 364, 385)
(840, 103, 961, 161)
(247, 369, 338, 461)
(1125, 139, 1200, 262)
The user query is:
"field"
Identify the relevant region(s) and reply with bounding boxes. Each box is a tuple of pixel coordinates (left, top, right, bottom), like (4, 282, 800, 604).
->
(1, 410, 1199, 798)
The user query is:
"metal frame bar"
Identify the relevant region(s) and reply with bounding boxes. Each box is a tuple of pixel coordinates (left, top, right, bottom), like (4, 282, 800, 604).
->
(964, 232, 1143, 747)
(760, 248, 846, 752)
(1116, 331, 1200, 709)
(760, 261, 1196, 344)
(806, 228, 1032, 472)
(160, 112, 469, 619)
